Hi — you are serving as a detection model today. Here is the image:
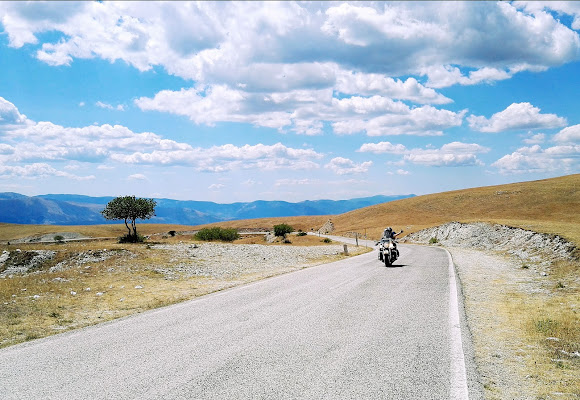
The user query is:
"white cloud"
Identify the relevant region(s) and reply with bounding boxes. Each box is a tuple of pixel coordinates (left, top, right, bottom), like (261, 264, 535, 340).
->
(522, 132, 546, 145)
(208, 183, 225, 190)
(335, 71, 452, 104)
(0, 96, 29, 127)
(468, 102, 567, 133)
(110, 142, 323, 172)
(96, 101, 125, 111)
(0, 98, 324, 173)
(421, 65, 513, 89)
(0, 163, 95, 180)
(357, 141, 407, 154)
(359, 140, 489, 167)
(553, 124, 580, 143)
(2, 1, 578, 139)
(403, 142, 489, 167)
(333, 106, 466, 136)
(325, 157, 372, 175)
(515, 2, 580, 30)
(128, 173, 147, 181)
(275, 178, 318, 187)
(492, 144, 580, 174)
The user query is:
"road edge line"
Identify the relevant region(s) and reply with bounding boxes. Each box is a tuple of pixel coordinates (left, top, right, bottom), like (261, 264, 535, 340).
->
(445, 248, 470, 400)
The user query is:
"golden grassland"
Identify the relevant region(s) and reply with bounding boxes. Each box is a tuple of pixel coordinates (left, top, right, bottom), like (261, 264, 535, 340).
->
(193, 174, 580, 247)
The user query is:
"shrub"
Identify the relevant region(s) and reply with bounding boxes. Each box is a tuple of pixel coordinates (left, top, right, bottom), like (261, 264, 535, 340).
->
(168, 230, 176, 237)
(194, 227, 239, 242)
(296, 230, 307, 237)
(429, 237, 439, 244)
(274, 224, 293, 237)
(53, 235, 65, 244)
(322, 238, 332, 243)
(119, 233, 146, 243)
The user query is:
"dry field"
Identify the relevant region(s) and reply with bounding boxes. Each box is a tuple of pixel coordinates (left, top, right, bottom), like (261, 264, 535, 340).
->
(0, 232, 368, 349)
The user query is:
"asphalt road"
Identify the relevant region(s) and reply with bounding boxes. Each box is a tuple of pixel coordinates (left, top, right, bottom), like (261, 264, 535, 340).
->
(0, 243, 482, 399)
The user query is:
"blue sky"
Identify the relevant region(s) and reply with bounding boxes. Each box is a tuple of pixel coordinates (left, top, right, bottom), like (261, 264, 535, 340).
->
(0, 1, 579, 202)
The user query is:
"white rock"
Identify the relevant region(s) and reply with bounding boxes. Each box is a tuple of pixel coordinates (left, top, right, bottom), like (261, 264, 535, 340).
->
(135, 285, 143, 289)
(70, 291, 77, 296)
(84, 287, 91, 292)
(96, 292, 104, 296)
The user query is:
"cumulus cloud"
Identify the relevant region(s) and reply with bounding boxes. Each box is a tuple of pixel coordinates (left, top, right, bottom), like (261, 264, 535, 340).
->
(492, 144, 580, 174)
(332, 105, 466, 136)
(325, 157, 372, 175)
(522, 132, 546, 145)
(359, 140, 490, 167)
(403, 142, 489, 167)
(0, 96, 29, 127)
(136, 86, 466, 136)
(553, 124, 580, 143)
(2, 1, 579, 140)
(0, 162, 95, 180)
(335, 71, 452, 104)
(468, 102, 567, 133)
(0, 98, 324, 174)
(357, 141, 407, 154)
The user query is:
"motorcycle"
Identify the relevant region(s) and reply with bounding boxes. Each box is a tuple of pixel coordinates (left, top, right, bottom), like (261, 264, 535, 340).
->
(377, 229, 403, 267)
(378, 238, 399, 267)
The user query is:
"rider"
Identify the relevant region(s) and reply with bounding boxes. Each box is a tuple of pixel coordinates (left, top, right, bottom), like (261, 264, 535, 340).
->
(382, 227, 401, 241)
(380, 227, 402, 258)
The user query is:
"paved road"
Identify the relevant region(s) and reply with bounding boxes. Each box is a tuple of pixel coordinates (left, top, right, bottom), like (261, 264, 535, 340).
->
(0, 244, 482, 399)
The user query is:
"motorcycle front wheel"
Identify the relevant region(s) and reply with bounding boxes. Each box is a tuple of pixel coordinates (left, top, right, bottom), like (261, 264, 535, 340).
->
(384, 251, 392, 267)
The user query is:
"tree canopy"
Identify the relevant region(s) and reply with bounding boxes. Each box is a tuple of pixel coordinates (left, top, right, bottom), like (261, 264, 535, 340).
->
(101, 196, 156, 241)
(273, 223, 293, 237)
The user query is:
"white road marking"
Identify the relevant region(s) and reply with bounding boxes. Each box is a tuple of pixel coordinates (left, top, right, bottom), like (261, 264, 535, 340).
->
(446, 248, 470, 400)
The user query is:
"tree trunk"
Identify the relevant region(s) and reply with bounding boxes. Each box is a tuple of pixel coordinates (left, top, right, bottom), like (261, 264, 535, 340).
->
(124, 218, 131, 236)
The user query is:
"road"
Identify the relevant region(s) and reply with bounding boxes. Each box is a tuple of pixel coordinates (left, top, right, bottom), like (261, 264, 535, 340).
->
(0, 243, 482, 399)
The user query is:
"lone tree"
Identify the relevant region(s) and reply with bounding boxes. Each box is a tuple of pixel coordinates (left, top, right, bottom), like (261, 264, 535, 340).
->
(101, 195, 156, 242)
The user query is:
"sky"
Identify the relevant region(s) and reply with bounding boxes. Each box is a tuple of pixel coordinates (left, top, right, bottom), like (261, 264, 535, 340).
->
(0, 1, 579, 203)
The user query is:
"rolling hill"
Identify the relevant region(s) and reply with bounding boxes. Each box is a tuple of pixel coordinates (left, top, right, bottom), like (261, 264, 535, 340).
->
(196, 174, 580, 246)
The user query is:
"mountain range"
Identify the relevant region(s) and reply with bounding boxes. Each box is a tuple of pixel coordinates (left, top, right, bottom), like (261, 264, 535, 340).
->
(0, 193, 415, 226)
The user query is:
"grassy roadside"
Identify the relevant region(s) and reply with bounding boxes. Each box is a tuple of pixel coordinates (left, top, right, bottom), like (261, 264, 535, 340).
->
(451, 247, 579, 399)
(0, 233, 370, 349)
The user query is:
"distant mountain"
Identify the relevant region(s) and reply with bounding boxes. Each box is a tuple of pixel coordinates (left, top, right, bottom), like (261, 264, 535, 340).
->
(0, 193, 415, 226)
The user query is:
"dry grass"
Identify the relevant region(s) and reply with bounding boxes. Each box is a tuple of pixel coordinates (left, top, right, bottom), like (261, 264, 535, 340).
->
(0, 223, 197, 242)
(0, 234, 368, 348)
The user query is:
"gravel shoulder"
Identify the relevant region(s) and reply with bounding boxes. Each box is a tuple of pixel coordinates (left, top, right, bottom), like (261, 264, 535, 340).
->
(405, 222, 579, 399)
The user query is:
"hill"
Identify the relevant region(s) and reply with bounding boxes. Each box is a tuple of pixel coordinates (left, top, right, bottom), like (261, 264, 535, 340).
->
(197, 174, 580, 246)
(0, 193, 414, 226)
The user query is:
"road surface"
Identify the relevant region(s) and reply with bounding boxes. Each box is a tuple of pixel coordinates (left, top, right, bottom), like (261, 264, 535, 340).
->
(0, 243, 482, 399)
